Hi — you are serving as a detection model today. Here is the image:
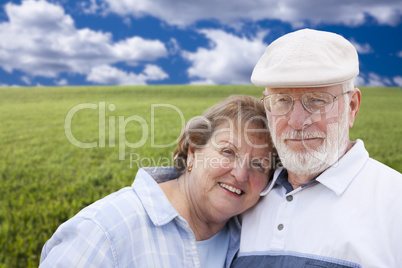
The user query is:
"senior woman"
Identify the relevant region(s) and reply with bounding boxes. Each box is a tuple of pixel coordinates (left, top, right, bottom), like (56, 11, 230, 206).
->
(39, 95, 277, 268)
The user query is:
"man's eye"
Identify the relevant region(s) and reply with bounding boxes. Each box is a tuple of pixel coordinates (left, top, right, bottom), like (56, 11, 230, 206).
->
(278, 97, 290, 102)
(309, 98, 328, 107)
(311, 98, 325, 103)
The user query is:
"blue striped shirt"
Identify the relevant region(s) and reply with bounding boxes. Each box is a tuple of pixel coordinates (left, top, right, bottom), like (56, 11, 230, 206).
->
(40, 167, 240, 267)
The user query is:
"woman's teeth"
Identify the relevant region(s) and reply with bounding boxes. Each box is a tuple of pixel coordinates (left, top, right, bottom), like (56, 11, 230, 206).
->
(219, 183, 242, 195)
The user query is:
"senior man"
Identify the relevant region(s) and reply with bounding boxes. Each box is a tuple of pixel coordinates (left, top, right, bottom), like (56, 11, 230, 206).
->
(232, 29, 402, 267)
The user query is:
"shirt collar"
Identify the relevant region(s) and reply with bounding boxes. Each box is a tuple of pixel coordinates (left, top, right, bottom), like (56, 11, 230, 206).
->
(316, 139, 368, 196)
(274, 169, 294, 194)
(132, 167, 181, 226)
(260, 139, 369, 196)
(260, 168, 282, 196)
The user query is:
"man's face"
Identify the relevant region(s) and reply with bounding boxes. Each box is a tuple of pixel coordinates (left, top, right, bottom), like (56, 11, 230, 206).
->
(266, 85, 351, 176)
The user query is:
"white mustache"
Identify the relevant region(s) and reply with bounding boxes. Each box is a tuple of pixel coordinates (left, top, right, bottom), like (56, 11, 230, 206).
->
(282, 130, 326, 140)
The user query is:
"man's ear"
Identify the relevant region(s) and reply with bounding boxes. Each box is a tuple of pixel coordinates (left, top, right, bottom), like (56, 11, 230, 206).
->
(348, 88, 361, 128)
(262, 88, 268, 98)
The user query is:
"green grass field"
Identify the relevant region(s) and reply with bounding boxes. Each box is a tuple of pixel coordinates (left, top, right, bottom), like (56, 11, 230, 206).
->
(0, 85, 401, 267)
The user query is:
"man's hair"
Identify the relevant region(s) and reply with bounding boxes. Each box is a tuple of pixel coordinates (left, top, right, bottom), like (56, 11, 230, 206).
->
(342, 80, 354, 92)
(173, 95, 277, 173)
(342, 80, 355, 104)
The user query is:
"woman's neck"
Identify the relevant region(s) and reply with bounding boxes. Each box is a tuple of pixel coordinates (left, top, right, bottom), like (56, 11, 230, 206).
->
(159, 175, 226, 241)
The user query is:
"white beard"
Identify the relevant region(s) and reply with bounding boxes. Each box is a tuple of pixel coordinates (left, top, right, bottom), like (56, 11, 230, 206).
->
(269, 109, 350, 176)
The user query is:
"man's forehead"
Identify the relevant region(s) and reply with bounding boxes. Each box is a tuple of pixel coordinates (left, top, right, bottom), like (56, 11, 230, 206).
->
(266, 84, 343, 94)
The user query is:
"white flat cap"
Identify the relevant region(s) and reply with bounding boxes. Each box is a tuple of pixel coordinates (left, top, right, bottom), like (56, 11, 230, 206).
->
(251, 28, 359, 88)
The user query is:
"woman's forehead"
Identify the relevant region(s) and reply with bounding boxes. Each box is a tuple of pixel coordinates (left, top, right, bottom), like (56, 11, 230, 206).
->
(211, 124, 269, 147)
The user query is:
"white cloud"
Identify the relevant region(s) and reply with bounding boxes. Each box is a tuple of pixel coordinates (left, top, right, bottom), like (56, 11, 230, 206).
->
(353, 76, 365, 87)
(81, 0, 97, 14)
(21, 76, 31, 85)
(393, 76, 402, 87)
(350, 39, 374, 54)
(56, 79, 68, 86)
(112, 37, 166, 63)
(142, 64, 169, 81)
(97, 0, 402, 27)
(86, 64, 168, 85)
(0, 83, 20, 87)
(397, 51, 402, 57)
(356, 72, 394, 87)
(189, 79, 216, 85)
(123, 17, 131, 26)
(182, 29, 268, 84)
(167, 38, 180, 54)
(0, 0, 168, 83)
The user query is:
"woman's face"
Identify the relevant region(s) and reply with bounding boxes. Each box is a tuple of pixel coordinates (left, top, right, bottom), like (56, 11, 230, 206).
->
(186, 123, 272, 223)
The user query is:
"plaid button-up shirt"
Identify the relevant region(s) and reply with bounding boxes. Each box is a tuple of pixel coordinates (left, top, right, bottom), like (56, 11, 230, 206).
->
(40, 167, 240, 267)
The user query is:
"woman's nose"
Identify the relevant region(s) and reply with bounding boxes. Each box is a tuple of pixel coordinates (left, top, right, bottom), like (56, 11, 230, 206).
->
(230, 160, 249, 183)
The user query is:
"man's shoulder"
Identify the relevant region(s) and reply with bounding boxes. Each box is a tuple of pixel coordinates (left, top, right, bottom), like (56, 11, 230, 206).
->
(354, 157, 402, 206)
(365, 157, 402, 179)
(352, 139, 401, 179)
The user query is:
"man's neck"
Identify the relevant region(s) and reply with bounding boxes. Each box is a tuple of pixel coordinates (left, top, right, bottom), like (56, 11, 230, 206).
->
(287, 172, 318, 190)
(286, 141, 356, 189)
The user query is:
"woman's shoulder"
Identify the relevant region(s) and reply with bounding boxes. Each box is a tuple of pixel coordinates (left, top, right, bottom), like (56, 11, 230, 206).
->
(75, 186, 146, 226)
(40, 187, 148, 267)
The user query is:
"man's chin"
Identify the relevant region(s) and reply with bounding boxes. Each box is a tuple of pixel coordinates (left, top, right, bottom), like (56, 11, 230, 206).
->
(277, 147, 331, 176)
(276, 144, 312, 158)
(284, 138, 324, 152)
(282, 160, 329, 177)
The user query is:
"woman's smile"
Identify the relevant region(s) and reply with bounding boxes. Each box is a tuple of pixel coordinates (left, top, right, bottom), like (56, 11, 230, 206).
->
(218, 182, 243, 196)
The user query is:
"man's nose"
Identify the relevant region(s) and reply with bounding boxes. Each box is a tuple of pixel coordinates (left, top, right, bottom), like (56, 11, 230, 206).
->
(287, 99, 313, 130)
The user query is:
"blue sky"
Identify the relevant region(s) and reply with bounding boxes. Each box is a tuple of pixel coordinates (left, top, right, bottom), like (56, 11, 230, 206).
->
(0, 0, 401, 87)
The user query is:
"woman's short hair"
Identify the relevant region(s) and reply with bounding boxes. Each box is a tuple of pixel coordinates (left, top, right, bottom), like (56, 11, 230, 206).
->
(173, 94, 277, 174)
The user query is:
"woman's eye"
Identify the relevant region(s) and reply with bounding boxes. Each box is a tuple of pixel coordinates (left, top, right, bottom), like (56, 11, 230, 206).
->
(251, 161, 262, 169)
(253, 163, 263, 168)
(251, 161, 268, 173)
(222, 148, 234, 155)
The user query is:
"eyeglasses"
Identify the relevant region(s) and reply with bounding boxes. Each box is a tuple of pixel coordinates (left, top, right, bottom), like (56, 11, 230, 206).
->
(261, 91, 351, 115)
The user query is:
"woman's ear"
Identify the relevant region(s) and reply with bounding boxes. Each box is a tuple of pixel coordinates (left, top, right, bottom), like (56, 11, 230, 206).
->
(187, 145, 195, 167)
(348, 88, 361, 128)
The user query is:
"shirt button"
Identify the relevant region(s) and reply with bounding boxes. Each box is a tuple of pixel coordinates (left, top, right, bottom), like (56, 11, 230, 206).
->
(278, 224, 284, 230)
(286, 195, 293, 202)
